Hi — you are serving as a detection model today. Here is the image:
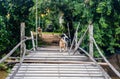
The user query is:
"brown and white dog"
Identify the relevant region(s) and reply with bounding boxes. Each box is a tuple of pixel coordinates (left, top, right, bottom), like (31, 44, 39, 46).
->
(59, 34, 69, 52)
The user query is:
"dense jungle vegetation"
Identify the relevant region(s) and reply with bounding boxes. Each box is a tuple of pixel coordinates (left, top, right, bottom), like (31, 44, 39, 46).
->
(0, 0, 120, 59)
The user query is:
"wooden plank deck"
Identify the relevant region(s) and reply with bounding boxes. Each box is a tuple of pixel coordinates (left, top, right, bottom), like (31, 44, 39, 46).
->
(6, 46, 111, 79)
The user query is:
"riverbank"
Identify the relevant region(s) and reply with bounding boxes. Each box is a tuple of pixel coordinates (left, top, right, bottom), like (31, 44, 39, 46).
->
(0, 71, 8, 79)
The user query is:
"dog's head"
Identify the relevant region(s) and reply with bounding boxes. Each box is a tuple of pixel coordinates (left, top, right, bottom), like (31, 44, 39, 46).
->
(60, 34, 69, 42)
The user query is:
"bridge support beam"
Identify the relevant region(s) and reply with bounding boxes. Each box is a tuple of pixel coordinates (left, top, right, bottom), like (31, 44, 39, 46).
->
(89, 23, 93, 57)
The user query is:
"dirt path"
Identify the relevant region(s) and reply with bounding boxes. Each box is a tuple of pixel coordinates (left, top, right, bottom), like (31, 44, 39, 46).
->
(0, 71, 7, 79)
(40, 33, 60, 46)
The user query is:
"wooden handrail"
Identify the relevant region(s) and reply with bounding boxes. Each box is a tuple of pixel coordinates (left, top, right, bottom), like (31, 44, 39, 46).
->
(92, 37, 120, 78)
(0, 37, 31, 64)
(78, 47, 111, 79)
(10, 42, 27, 79)
(69, 22, 80, 53)
(73, 25, 89, 54)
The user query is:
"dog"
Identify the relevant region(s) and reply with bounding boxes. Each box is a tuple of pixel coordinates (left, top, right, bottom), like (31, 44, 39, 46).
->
(31, 27, 42, 38)
(59, 34, 69, 52)
(37, 27, 42, 37)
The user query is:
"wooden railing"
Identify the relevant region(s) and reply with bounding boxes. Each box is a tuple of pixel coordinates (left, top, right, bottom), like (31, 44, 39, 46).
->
(10, 40, 27, 79)
(0, 37, 31, 64)
(78, 47, 111, 79)
(69, 23, 120, 78)
(0, 37, 32, 79)
(92, 37, 120, 78)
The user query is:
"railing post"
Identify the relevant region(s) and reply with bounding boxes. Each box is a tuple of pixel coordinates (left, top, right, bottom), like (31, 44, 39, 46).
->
(67, 23, 71, 45)
(36, 0, 38, 49)
(89, 23, 93, 57)
(31, 31, 36, 51)
(20, 22, 25, 58)
(75, 29, 78, 47)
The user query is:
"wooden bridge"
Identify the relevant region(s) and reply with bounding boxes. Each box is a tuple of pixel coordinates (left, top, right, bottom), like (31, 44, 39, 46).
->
(6, 46, 111, 79)
(0, 23, 120, 79)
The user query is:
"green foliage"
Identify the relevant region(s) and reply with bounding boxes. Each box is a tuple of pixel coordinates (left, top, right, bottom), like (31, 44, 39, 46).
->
(99, 17, 108, 28)
(0, 16, 10, 53)
(0, 63, 11, 73)
(0, 63, 7, 71)
(0, 0, 34, 57)
(0, 0, 120, 58)
(16, 0, 120, 56)
(96, 2, 107, 13)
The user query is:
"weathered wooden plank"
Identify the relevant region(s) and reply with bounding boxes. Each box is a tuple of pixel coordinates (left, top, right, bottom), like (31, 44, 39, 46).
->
(15, 63, 95, 66)
(5, 60, 95, 64)
(6, 77, 105, 79)
(15, 63, 95, 65)
(8, 73, 104, 77)
(13, 66, 99, 70)
(24, 58, 88, 61)
(26, 53, 69, 55)
(12, 67, 101, 71)
(14, 65, 98, 68)
(22, 54, 88, 61)
(10, 70, 102, 74)
(14, 63, 98, 68)
(12, 63, 108, 66)
(25, 55, 86, 57)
